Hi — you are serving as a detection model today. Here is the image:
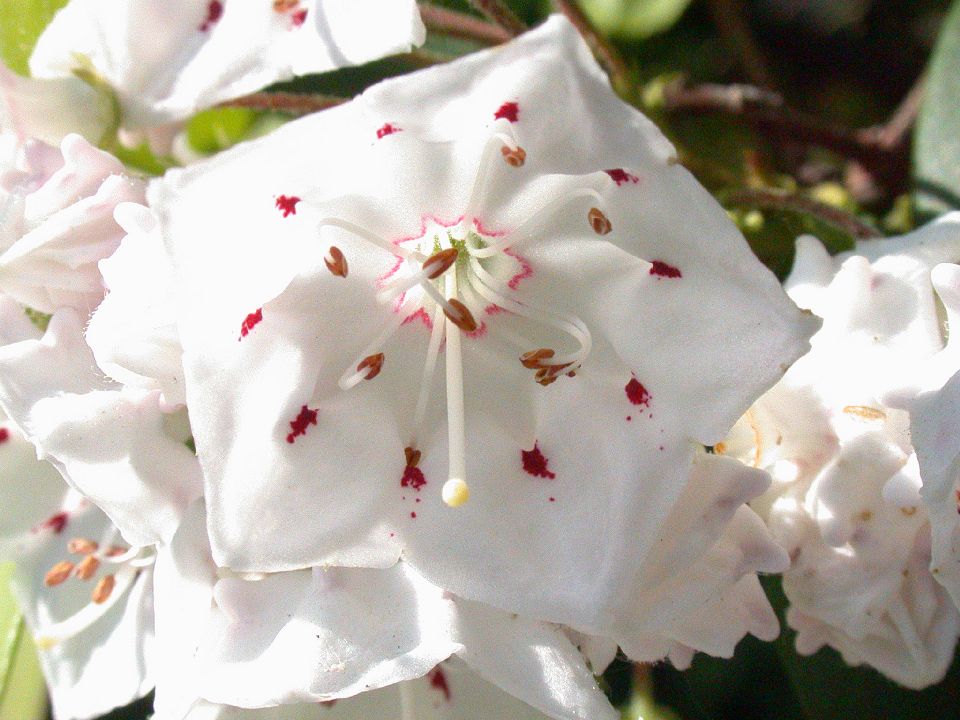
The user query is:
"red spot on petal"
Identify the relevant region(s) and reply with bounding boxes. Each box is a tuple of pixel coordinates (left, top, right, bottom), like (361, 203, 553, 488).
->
(626, 378, 651, 406)
(428, 667, 451, 701)
(410, 511, 417, 519)
(275, 195, 301, 217)
(605, 168, 639, 186)
(401, 465, 427, 491)
(238, 307, 263, 340)
(199, 1, 223, 31)
(548, 496, 556, 502)
(626, 416, 632, 422)
(286, 405, 318, 444)
(649, 260, 682, 279)
(0, 428, 8, 443)
(522, 443, 556, 479)
(494, 101, 519, 123)
(376, 123, 401, 139)
(291, 8, 308, 26)
(38, 511, 68, 534)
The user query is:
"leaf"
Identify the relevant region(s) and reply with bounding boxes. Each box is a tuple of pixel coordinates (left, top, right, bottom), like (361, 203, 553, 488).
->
(0, 0, 67, 76)
(580, 0, 694, 39)
(914, 0, 960, 216)
(186, 107, 260, 155)
(0, 563, 46, 720)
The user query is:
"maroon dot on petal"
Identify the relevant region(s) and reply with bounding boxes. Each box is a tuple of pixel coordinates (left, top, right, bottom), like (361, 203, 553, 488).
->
(37, 511, 69, 534)
(604, 168, 639, 186)
(521, 442, 556, 479)
(548, 496, 556, 502)
(285, 405, 318, 444)
(238, 307, 263, 340)
(376, 123, 401, 140)
(625, 377, 651, 406)
(0, 427, 8, 443)
(198, 1, 223, 31)
(626, 416, 632, 422)
(428, 667, 451, 701)
(649, 260, 682, 279)
(291, 8, 308, 26)
(410, 511, 417, 519)
(401, 465, 427, 491)
(494, 101, 519, 123)
(275, 194, 301, 217)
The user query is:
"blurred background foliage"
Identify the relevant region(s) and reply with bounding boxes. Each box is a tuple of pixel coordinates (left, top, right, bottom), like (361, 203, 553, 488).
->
(3, 0, 960, 718)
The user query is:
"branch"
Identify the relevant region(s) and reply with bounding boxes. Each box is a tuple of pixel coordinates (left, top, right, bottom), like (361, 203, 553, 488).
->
(551, 0, 630, 93)
(417, 3, 512, 45)
(467, 0, 526, 37)
(724, 188, 882, 239)
(220, 91, 346, 115)
(706, 0, 776, 89)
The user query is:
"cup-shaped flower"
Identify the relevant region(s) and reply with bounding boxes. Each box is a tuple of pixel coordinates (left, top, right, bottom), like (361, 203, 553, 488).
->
(29, 0, 425, 127)
(153, 16, 814, 644)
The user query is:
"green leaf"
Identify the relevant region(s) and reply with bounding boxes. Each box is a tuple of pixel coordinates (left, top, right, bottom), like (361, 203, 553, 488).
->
(580, 0, 694, 39)
(0, 564, 46, 720)
(914, 0, 960, 216)
(186, 107, 260, 154)
(0, 0, 67, 76)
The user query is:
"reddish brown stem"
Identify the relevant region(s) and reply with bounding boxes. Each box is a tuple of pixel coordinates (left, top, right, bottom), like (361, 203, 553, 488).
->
(725, 188, 882, 239)
(418, 3, 512, 44)
(220, 91, 346, 115)
(467, 0, 526, 37)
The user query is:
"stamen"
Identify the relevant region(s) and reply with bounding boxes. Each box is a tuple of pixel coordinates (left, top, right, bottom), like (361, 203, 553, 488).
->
(91, 575, 116, 604)
(404, 446, 421, 467)
(501, 145, 526, 167)
(467, 188, 606, 258)
(324, 246, 348, 278)
(443, 272, 470, 507)
(44, 561, 74, 587)
(588, 207, 612, 235)
(317, 218, 424, 262)
(443, 298, 478, 333)
(357, 353, 385, 380)
(423, 248, 459, 279)
(273, 0, 298, 10)
(74, 555, 100, 581)
(520, 348, 555, 369)
(410, 304, 447, 446)
(377, 249, 458, 305)
(35, 566, 139, 649)
(338, 299, 413, 390)
(460, 122, 521, 237)
(67, 538, 98, 555)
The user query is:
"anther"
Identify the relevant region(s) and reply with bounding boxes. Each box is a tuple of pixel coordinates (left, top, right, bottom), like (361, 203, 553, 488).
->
(74, 555, 101, 581)
(91, 575, 116, 604)
(501, 145, 526, 168)
(520, 348, 555, 369)
(404, 446, 421, 468)
(44, 561, 74, 587)
(442, 478, 470, 507)
(588, 207, 612, 235)
(67, 538, 98, 555)
(273, 0, 299, 10)
(357, 353, 385, 380)
(443, 299, 478, 333)
(423, 248, 459, 280)
(324, 246, 348, 278)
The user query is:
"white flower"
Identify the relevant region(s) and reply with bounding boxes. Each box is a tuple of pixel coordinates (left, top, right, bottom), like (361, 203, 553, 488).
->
(153, 500, 615, 720)
(0, 133, 145, 314)
(152, 16, 810, 659)
(29, 0, 426, 127)
(720, 217, 960, 688)
(0, 296, 154, 720)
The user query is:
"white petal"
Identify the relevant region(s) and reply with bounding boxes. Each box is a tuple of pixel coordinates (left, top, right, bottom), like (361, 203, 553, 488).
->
(31, 0, 425, 126)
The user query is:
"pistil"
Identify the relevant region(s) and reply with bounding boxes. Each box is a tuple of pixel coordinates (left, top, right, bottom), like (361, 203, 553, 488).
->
(442, 271, 470, 507)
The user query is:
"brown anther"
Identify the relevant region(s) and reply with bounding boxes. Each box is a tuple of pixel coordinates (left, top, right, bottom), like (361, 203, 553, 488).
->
(423, 248, 458, 280)
(588, 207, 612, 235)
(501, 145, 526, 168)
(520, 348, 555, 369)
(566, 369, 577, 378)
(273, 0, 299, 11)
(74, 555, 101, 581)
(324, 246, 348, 278)
(443, 299, 478, 333)
(91, 575, 116, 604)
(713, 442, 727, 455)
(67, 537, 98, 555)
(44, 561, 74, 587)
(357, 353, 385, 380)
(842, 405, 886, 421)
(535, 369, 559, 386)
(404, 446, 421, 468)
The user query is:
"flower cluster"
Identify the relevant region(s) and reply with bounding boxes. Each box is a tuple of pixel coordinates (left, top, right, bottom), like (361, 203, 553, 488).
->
(9, 3, 957, 720)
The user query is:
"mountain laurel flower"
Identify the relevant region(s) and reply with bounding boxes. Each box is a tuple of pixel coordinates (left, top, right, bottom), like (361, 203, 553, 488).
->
(152, 16, 813, 654)
(29, 0, 426, 127)
(720, 217, 960, 688)
(0, 133, 144, 314)
(0, 296, 154, 720)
